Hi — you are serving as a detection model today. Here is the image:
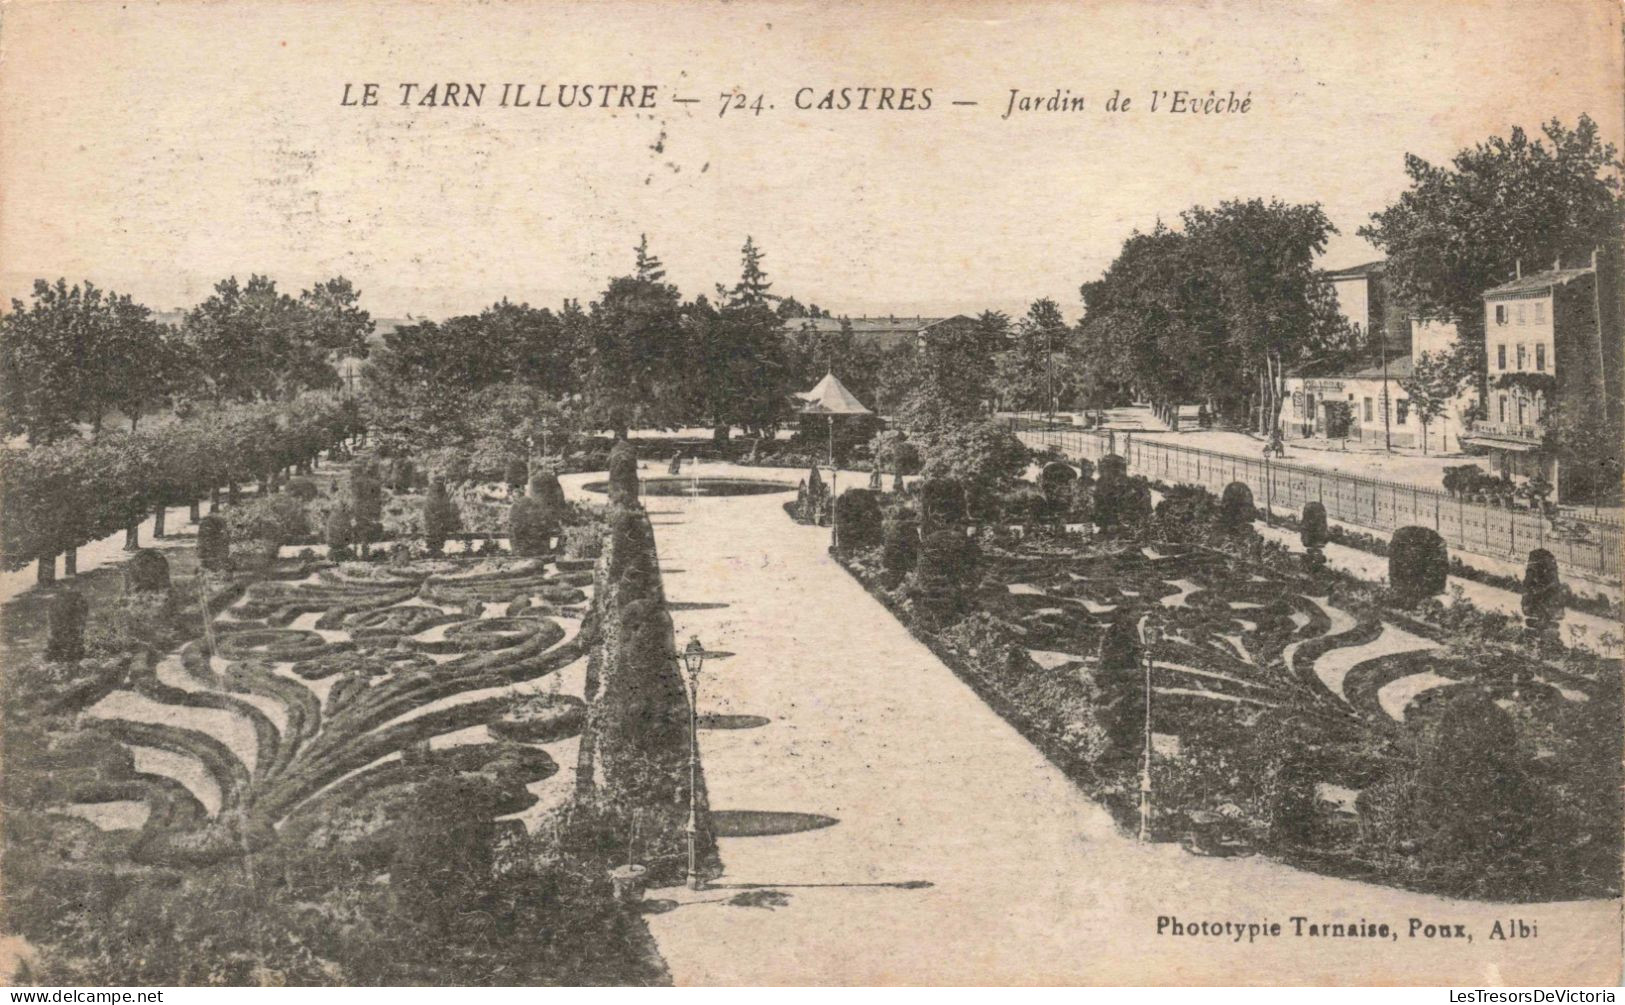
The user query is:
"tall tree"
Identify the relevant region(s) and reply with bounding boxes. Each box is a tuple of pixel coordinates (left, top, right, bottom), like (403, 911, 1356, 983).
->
(584, 240, 686, 438)
(0, 280, 178, 442)
(1397, 350, 1465, 455)
(1360, 116, 1625, 405)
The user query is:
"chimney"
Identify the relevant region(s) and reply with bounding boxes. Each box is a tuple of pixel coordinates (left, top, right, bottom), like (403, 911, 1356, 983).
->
(1515, 259, 1522, 280)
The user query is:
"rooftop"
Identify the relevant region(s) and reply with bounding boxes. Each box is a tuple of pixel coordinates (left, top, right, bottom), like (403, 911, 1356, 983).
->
(1322, 260, 1386, 281)
(1482, 267, 1594, 298)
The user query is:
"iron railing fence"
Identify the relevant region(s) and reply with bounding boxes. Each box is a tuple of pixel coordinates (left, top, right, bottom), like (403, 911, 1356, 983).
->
(1013, 420, 1621, 580)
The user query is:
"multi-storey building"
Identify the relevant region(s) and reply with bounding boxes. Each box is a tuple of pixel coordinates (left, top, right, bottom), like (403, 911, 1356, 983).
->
(1459, 254, 1621, 499)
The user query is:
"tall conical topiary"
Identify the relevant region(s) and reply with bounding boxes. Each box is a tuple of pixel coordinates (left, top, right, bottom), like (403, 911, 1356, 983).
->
(1219, 481, 1255, 533)
(1520, 548, 1563, 638)
(607, 440, 639, 507)
(197, 515, 231, 572)
(422, 478, 459, 556)
(46, 590, 88, 663)
(1300, 501, 1328, 572)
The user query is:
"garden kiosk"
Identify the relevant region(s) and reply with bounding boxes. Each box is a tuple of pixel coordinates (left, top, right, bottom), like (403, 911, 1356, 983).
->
(796, 372, 873, 549)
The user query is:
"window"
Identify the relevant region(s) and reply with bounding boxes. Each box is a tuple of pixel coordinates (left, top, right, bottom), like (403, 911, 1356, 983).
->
(1535, 301, 1546, 323)
(1495, 304, 1508, 325)
(1535, 343, 1546, 371)
(1363, 397, 1373, 422)
(1396, 399, 1409, 425)
(1516, 303, 1527, 324)
(1516, 344, 1527, 369)
(1497, 344, 1507, 370)
(1498, 395, 1507, 422)
(1517, 397, 1525, 425)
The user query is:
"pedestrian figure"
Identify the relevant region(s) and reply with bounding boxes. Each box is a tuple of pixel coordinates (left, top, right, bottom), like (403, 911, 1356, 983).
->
(668, 451, 683, 476)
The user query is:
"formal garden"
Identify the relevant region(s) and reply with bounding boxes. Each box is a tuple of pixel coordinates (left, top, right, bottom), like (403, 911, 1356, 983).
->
(816, 442, 1622, 903)
(1, 410, 716, 983)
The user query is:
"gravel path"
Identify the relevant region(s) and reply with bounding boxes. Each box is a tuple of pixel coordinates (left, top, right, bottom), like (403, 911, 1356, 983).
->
(562, 461, 1621, 986)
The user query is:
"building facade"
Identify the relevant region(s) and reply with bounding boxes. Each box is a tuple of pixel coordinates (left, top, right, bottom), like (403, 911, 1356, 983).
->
(1458, 259, 1620, 499)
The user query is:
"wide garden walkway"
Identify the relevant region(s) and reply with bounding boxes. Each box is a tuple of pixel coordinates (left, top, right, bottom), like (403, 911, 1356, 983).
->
(562, 461, 1620, 986)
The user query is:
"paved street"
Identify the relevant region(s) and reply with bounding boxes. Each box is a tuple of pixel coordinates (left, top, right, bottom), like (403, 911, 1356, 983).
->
(565, 462, 1621, 986)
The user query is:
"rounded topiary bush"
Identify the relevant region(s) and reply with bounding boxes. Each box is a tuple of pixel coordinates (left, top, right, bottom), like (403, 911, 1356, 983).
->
(1093, 468, 1151, 535)
(1219, 481, 1256, 532)
(881, 517, 919, 584)
(197, 515, 231, 571)
(509, 495, 554, 557)
(834, 488, 883, 552)
(1520, 548, 1563, 628)
(285, 478, 318, 502)
(607, 441, 639, 507)
(388, 459, 416, 493)
(1097, 454, 1128, 482)
(422, 479, 459, 556)
(1389, 525, 1449, 604)
(1039, 462, 1078, 518)
(126, 549, 170, 593)
(325, 502, 354, 560)
(918, 478, 966, 530)
(911, 529, 980, 620)
(46, 590, 88, 663)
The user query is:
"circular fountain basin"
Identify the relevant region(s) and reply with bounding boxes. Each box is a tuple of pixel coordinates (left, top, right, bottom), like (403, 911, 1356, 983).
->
(581, 477, 796, 497)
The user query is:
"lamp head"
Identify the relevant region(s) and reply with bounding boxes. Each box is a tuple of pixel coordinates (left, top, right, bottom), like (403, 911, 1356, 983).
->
(682, 637, 705, 676)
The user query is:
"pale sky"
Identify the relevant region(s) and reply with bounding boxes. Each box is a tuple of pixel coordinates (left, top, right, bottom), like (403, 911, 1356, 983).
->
(2, 0, 1621, 323)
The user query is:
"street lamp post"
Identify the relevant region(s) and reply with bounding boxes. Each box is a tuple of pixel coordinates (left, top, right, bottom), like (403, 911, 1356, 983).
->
(1139, 622, 1160, 844)
(679, 636, 706, 890)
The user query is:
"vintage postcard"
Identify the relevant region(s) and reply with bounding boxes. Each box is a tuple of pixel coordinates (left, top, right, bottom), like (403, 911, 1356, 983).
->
(0, 0, 1622, 988)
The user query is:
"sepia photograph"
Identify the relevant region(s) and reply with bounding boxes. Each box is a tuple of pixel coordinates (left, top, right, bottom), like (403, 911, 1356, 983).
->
(0, 0, 1621, 989)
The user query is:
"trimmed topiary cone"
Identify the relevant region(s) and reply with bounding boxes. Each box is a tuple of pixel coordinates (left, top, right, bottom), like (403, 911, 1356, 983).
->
(197, 515, 231, 571)
(126, 549, 171, 593)
(607, 441, 639, 507)
(1389, 526, 1448, 605)
(1300, 501, 1328, 571)
(422, 479, 459, 556)
(1521, 547, 1563, 634)
(325, 502, 354, 560)
(46, 590, 88, 663)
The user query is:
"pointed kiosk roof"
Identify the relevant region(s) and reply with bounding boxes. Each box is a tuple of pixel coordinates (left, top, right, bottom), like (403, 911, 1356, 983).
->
(796, 371, 873, 416)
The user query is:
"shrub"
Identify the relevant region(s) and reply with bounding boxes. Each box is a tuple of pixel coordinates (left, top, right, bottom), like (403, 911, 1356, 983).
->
(1521, 548, 1563, 629)
(1038, 462, 1078, 520)
(607, 441, 639, 507)
(387, 458, 416, 493)
(1093, 461, 1150, 535)
(1151, 484, 1218, 544)
(125, 549, 170, 593)
(46, 590, 88, 662)
(999, 482, 1048, 527)
(197, 515, 230, 571)
(918, 478, 966, 529)
(834, 488, 883, 552)
(227, 494, 309, 549)
(1389, 525, 1448, 604)
(325, 502, 354, 560)
(504, 457, 529, 491)
(422, 480, 460, 556)
(285, 478, 318, 501)
(509, 496, 554, 557)
(529, 470, 566, 507)
(1300, 501, 1328, 572)
(910, 529, 980, 620)
(562, 524, 603, 561)
(1088, 616, 1144, 761)
(350, 470, 383, 526)
(1413, 689, 1535, 859)
(881, 517, 918, 584)
(1218, 481, 1255, 533)
(869, 431, 923, 478)
(917, 421, 1029, 516)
